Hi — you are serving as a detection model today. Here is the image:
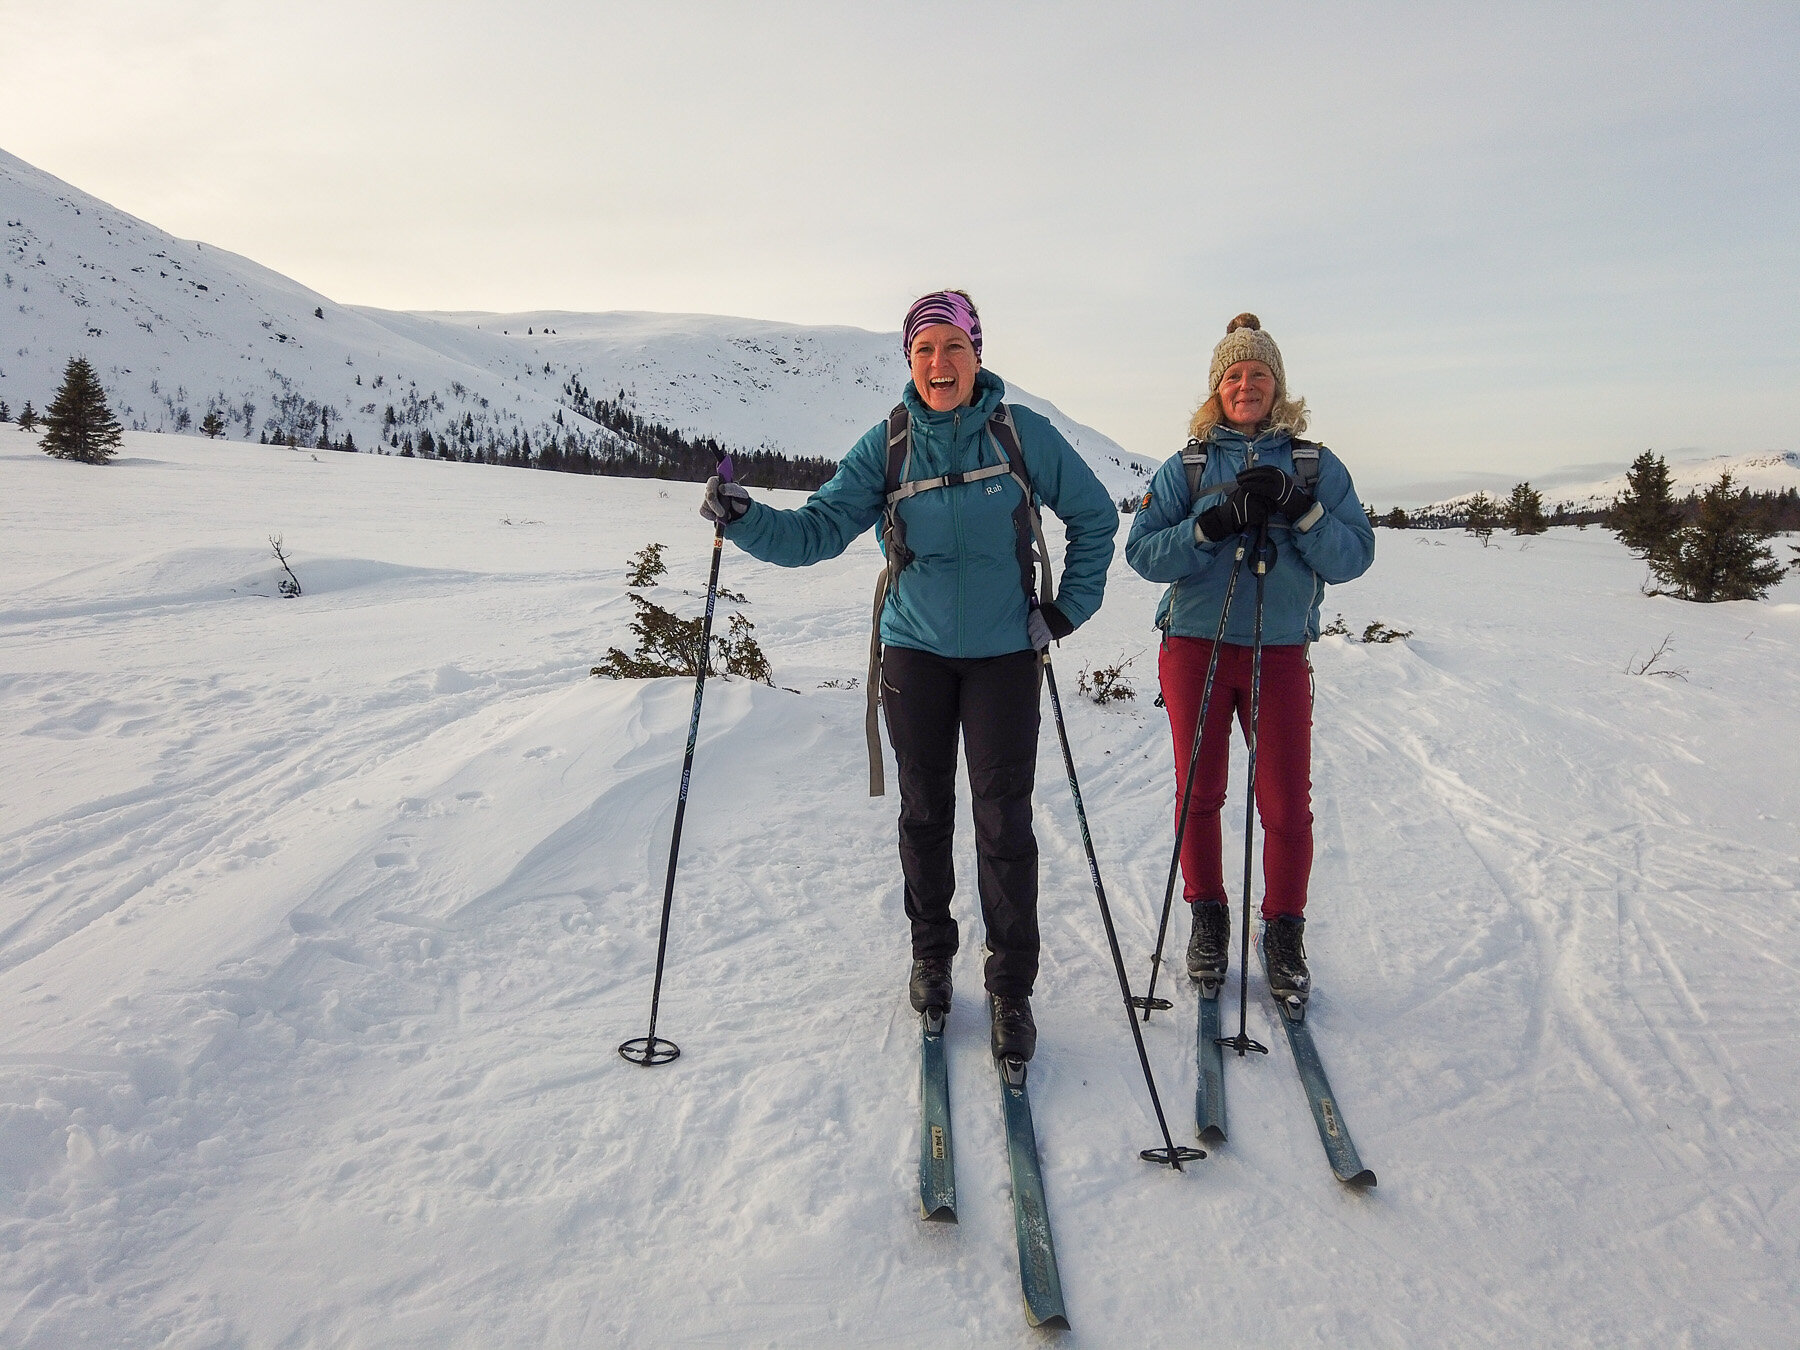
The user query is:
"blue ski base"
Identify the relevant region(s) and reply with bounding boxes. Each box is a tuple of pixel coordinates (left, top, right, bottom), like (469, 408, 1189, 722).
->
(1195, 980, 1227, 1145)
(998, 1056, 1068, 1329)
(919, 1009, 957, 1221)
(1258, 944, 1376, 1187)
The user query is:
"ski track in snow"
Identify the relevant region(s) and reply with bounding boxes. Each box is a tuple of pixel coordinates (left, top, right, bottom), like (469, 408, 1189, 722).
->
(2, 427, 1798, 1346)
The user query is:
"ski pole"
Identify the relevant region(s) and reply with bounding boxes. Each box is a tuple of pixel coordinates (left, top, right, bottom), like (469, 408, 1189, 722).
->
(619, 451, 736, 1067)
(1038, 636, 1204, 1168)
(1217, 521, 1274, 1059)
(1133, 532, 1249, 1022)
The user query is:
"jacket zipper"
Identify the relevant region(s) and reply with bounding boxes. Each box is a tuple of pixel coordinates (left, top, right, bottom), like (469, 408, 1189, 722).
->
(952, 410, 965, 653)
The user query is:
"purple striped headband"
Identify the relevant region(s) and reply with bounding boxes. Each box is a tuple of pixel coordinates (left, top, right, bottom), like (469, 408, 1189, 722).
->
(903, 291, 982, 360)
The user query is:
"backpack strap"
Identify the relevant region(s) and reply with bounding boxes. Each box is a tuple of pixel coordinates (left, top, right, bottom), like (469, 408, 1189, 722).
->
(865, 404, 911, 796)
(1181, 437, 1208, 502)
(863, 402, 1050, 795)
(1290, 437, 1321, 489)
(987, 403, 1053, 608)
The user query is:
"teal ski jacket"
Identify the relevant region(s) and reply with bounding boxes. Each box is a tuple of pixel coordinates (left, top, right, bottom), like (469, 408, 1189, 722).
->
(1125, 425, 1374, 645)
(726, 369, 1118, 658)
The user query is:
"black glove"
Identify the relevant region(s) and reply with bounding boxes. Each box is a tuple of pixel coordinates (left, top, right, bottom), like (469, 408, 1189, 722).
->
(699, 475, 750, 524)
(1026, 602, 1074, 652)
(1194, 485, 1271, 543)
(1236, 464, 1316, 522)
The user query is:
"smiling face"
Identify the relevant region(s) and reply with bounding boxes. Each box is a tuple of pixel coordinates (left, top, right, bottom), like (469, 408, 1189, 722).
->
(909, 323, 980, 412)
(1217, 359, 1277, 431)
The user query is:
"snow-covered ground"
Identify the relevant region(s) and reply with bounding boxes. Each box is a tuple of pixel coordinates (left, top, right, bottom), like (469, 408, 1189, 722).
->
(3, 425, 1798, 1347)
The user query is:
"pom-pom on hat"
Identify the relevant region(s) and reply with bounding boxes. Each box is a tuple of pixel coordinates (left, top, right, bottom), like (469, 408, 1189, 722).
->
(1208, 313, 1285, 399)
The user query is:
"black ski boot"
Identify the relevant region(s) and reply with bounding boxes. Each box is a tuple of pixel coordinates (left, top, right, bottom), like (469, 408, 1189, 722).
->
(909, 957, 953, 1014)
(1185, 901, 1230, 985)
(1262, 916, 1311, 1005)
(989, 994, 1037, 1062)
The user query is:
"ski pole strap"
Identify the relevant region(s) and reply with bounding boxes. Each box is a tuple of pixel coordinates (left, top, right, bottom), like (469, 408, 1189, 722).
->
(865, 570, 890, 797)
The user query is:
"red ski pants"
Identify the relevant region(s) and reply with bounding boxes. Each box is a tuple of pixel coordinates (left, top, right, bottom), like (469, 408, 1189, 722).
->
(1157, 636, 1313, 919)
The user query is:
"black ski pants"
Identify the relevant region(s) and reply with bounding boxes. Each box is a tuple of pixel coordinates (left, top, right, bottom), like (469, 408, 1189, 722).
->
(882, 644, 1042, 1000)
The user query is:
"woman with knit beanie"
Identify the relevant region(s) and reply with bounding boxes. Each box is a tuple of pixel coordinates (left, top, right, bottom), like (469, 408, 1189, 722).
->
(1124, 314, 1374, 1004)
(700, 290, 1118, 1062)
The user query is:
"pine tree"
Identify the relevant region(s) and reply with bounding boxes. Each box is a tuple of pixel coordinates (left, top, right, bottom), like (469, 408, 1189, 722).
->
(1464, 491, 1497, 541)
(0, 399, 10, 421)
(1610, 450, 1682, 561)
(18, 400, 38, 431)
(200, 409, 226, 439)
(40, 357, 123, 463)
(1503, 482, 1548, 535)
(1648, 473, 1786, 602)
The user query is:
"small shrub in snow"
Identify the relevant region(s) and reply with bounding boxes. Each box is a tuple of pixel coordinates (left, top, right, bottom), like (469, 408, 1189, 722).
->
(270, 535, 302, 597)
(1077, 655, 1138, 705)
(1321, 613, 1411, 644)
(1361, 620, 1412, 644)
(592, 595, 771, 684)
(1627, 634, 1688, 680)
(625, 543, 667, 588)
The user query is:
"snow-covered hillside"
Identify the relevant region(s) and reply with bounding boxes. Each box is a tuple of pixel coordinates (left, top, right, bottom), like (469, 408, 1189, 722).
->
(0, 148, 1149, 497)
(1417, 449, 1800, 518)
(4, 423, 1798, 1346)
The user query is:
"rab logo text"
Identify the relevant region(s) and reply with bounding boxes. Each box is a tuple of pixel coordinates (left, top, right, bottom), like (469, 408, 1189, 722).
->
(986, 483, 1003, 495)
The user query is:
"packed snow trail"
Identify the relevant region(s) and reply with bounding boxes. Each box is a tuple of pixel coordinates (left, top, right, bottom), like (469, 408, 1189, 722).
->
(3, 428, 1798, 1346)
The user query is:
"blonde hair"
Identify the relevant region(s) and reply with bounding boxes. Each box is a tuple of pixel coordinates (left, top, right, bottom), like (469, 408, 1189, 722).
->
(1187, 390, 1310, 441)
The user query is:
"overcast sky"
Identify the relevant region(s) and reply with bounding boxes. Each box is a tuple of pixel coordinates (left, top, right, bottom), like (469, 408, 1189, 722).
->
(5, 1, 1795, 502)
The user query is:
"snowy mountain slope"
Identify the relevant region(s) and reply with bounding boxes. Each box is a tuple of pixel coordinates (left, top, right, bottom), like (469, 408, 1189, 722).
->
(0, 147, 1148, 496)
(3, 423, 1798, 1346)
(1417, 448, 1800, 517)
(363, 306, 1157, 494)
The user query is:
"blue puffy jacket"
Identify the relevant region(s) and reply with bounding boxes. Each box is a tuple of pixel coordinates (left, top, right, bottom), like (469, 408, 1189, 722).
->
(727, 369, 1118, 657)
(1125, 425, 1374, 645)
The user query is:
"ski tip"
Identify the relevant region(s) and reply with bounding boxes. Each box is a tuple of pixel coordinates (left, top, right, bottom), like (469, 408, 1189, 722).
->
(1199, 1125, 1227, 1147)
(1025, 1307, 1071, 1331)
(921, 1202, 958, 1222)
(1341, 1168, 1378, 1188)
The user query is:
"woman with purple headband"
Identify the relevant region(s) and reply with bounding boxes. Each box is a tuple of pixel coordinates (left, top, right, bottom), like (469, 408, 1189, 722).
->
(701, 290, 1118, 1062)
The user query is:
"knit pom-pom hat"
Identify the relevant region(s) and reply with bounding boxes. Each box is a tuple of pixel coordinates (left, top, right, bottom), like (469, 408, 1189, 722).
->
(1208, 313, 1285, 400)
